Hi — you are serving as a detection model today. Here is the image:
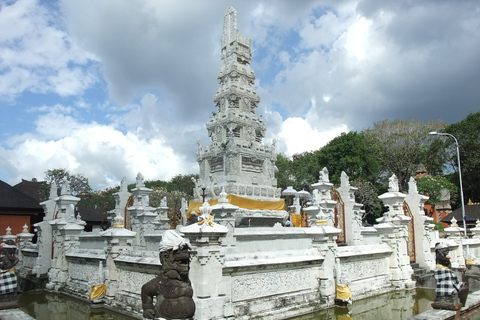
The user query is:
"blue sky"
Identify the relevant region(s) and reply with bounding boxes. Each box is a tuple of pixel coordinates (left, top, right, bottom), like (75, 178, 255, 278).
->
(1, 0, 479, 190)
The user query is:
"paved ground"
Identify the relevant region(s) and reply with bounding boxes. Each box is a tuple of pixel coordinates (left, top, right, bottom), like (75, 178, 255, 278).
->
(0, 308, 35, 320)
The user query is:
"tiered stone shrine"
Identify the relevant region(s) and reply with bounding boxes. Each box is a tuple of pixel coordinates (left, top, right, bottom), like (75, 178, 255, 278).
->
(195, 7, 279, 202)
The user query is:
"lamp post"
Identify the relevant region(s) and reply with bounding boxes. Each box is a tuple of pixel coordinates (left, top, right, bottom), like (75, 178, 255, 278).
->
(429, 131, 467, 236)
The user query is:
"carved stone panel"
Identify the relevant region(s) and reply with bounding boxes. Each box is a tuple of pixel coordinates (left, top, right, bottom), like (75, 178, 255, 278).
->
(340, 258, 387, 283)
(232, 269, 311, 302)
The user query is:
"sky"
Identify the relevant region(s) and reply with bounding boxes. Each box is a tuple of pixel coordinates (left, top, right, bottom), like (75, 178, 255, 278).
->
(1, 0, 479, 190)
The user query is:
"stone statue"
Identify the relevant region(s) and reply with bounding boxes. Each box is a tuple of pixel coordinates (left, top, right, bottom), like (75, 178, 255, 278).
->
(432, 243, 468, 309)
(141, 230, 195, 319)
(60, 178, 71, 195)
(160, 197, 167, 208)
(388, 174, 399, 192)
(197, 140, 202, 153)
(319, 167, 329, 183)
(136, 172, 145, 188)
(0, 240, 19, 304)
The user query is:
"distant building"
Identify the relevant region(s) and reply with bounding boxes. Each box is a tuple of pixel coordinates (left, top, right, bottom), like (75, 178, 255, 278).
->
(0, 179, 44, 237)
(442, 199, 480, 232)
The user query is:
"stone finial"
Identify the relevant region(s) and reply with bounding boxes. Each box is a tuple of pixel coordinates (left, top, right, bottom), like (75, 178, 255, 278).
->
(22, 224, 29, 233)
(112, 215, 125, 228)
(50, 181, 58, 199)
(319, 167, 329, 183)
(60, 178, 71, 195)
(6, 226, 11, 235)
(136, 172, 145, 188)
(408, 177, 417, 194)
(218, 187, 228, 204)
(451, 217, 458, 227)
(160, 197, 167, 208)
(476, 219, 480, 228)
(388, 174, 399, 192)
(340, 171, 349, 187)
(120, 177, 128, 192)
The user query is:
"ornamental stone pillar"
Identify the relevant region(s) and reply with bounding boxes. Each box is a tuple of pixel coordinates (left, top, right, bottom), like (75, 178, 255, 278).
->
(337, 171, 365, 245)
(311, 167, 337, 228)
(405, 177, 435, 270)
(16, 224, 34, 268)
(307, 209, 341, 304)
(99, 216, 136, 302)
(180, 202, 229, 320)
(377, 174, 414, 289)
(445, 217, 466, 269)
(47, 180, 83, 290)
(128, 172, 156, 248)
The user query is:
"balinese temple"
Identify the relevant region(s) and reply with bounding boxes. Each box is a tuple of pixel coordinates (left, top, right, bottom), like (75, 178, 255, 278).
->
(189, 7, 286, 226)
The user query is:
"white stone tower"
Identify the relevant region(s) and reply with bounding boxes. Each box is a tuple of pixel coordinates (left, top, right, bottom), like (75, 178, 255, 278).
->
(196, 7, 280, 201)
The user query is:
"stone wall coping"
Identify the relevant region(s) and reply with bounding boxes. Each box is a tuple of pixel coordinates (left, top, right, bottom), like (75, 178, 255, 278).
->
(233, 227, 327, 237)
(336, 244, 392, 258)
(224, 254, 323, 268)
(66, 248, 106, 260)
(114, 249, 160, 265)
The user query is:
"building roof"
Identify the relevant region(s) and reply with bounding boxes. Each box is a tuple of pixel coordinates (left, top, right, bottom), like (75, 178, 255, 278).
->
(13, 179, 48, 202)
(0, 180, 43, 211)
(441, 203, 480, 224)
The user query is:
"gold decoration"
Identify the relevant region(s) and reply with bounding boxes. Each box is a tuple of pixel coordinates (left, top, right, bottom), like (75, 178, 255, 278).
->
(89, 284, 106, 300)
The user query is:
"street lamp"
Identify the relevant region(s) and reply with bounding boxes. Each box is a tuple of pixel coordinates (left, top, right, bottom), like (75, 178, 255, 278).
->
(429, 131, 467, 236)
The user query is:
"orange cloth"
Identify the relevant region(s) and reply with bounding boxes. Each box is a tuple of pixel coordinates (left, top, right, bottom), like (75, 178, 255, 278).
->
(187, 195, 285, 219)
(290, 213, 302, 227)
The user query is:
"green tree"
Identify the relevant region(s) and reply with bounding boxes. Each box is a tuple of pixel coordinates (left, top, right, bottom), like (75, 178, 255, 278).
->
(416, 175, 457, 208)
(315, 131, 380, 185)
(351, 179, 385, 223)
(274, 153, 295, 192)
(446, 112, 480, 203)
(44, 168, 92, 196)
(363, 119, 447, 191)
(168, 174, 198, 197)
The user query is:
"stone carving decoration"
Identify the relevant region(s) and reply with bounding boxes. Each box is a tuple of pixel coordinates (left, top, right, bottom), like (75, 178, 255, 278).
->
(340, 258, 387, 282)
(319, 167, 329, 183)
(136, 172, 145, 188)
(232, 269, 310, 302)
(388, 174, 399, 192)
(60, 178, 71, 195)
(141, 230, 195, 319)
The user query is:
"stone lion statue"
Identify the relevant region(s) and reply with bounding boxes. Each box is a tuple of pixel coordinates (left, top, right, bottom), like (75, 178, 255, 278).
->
(141, 230, 195, 319)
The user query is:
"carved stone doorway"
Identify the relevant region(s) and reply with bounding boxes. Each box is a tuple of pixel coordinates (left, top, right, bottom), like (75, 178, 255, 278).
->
(403, 201, 416, 263)
(332, 190, 346, 243)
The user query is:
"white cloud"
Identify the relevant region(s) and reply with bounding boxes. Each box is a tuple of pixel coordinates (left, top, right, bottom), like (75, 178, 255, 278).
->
(277, 117, 347, 156)
(0, 0, 99, 99)
(1, 100, 198, 189)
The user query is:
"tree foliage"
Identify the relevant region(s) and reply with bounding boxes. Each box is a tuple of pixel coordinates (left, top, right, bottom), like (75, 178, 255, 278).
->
(416, 175, 457, 206)
(363, 119, 447, 191)
(44, 168, 92, 196)
(351, 179, 385, 221)
(315, 132, 380, 185)
(445, 111, 480, 203)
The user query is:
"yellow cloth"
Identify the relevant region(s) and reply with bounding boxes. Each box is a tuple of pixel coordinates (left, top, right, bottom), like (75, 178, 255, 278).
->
(466, 259, 475, 265)
(290, 214, 302, 227)
(336, 285, 352, 301)
(187, 195, 285, 219)
(89, 284, 106, 300)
